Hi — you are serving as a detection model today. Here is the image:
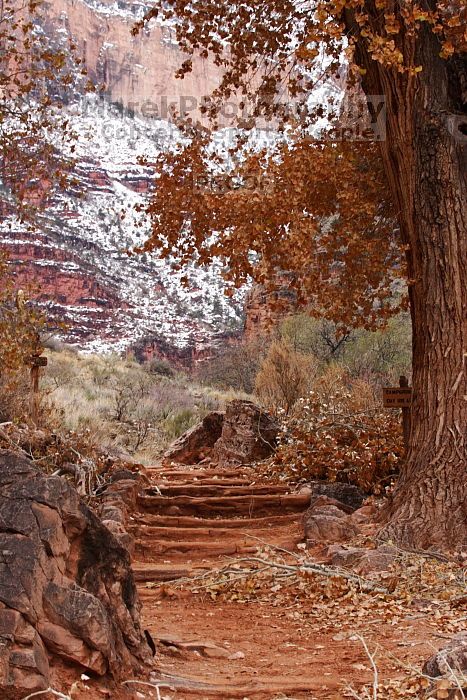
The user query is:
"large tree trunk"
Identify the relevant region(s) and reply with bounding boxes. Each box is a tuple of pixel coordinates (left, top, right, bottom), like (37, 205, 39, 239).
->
(353, 18, 467, 549)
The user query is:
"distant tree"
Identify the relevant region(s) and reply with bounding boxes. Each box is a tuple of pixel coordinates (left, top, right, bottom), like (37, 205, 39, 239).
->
(198, 338, 267, 393)
(280, 315, 353, 363)
(255, 339, 318, 415)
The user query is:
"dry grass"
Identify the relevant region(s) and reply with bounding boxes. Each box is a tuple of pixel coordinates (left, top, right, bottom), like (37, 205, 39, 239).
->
(42, 349, 246, 463)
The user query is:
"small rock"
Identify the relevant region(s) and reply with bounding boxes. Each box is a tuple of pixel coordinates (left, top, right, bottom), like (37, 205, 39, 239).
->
(229, 651, 246, 660)
(203, 646, 230, 659)
(303, 503, 360, 544)
(327, 545, 397, 574)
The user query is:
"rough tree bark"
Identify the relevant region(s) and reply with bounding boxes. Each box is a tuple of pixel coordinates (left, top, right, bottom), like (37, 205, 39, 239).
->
(353, 16, 466, 549)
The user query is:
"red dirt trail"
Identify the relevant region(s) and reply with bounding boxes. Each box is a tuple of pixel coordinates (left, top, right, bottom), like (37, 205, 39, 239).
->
(128, 465, 440, 700)
(66, 465, 451, 700)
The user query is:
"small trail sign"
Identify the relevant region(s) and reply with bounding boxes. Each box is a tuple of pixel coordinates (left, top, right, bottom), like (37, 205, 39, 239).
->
(27, 355, 48, 367)
(383, 376, 412, 454)
(382, 387, 412, 407)
(25, 346, 48, 425)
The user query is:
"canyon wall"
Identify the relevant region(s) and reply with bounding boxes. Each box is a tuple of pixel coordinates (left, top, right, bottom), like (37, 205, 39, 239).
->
(1, 0, 244, 358)
(44, 0, 222, 116)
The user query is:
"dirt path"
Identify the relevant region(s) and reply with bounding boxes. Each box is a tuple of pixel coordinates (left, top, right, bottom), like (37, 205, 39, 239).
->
(123, 465, 447, 700)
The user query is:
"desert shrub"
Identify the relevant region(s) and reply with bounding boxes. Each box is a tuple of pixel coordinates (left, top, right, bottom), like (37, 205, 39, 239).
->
(280, 314, 353, 362)
(255, 339, 318, 414)
(0, 370, 31, 423)
(264, 367, 403, 492)
(197, 338, 266, 393)
(42, 351, 228, 461)
(0, 257, 47, 424)
(162, 408, 199, 441)
(147, 357, 175, 377)
(340, 313, 412, 384)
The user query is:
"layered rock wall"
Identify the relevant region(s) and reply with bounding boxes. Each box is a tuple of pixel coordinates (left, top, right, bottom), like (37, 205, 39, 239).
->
(45, 0, 222, 117)
(0, 450, 152, 697)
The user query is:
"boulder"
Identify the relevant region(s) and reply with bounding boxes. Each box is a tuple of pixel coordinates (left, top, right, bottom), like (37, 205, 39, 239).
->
(163, 411, 224, 465)
(303, 496, 360, 544)
(349, 503, 378, 524)
(326, 544, 397, 575)
(211, 400, 279, 466)
(0, 450, 152, 699)
(423, 632, 467, 677)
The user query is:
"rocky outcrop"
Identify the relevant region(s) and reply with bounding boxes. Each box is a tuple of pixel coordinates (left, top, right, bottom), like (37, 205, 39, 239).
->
(98, 473, 145, 556)
(44, 0, 223, 121)
(163, 411, 224, 465)
(0, 0, 242, 357)
(211, 400, 279, 466)
(0, 450, 152, 698)
(131, 330, 242, 370)
(162, 400, 279, 467)
(243, 276, 298, 341)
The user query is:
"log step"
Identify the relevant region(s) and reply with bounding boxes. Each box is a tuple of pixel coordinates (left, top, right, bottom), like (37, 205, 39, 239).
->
(147, 467, 251, 480)
(153, 478, 254, 488)
(130, 524, 300, 541)
(137, 493, 311, 517)
(135, 539, 258, 556)
(146, 484, 290, 498)
(133, 564, 194, 583)
(129, 512, 303, 529)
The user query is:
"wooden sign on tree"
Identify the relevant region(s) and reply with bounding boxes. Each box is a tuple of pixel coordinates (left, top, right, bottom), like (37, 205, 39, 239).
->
(383, 376, 412, 454)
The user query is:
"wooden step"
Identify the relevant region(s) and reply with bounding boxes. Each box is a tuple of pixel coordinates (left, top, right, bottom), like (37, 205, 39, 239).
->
(146, 467, 252, 480)
(133, 563, 194, 583)
(129, 523, 300, 541)
(153, 478, 254, 488)
(130, 512, 303, 529)
(145, 672, 336, 696)
(135, 539, 258, 557)
(146, 484, 290, 498)
(137, 493, 311, 517)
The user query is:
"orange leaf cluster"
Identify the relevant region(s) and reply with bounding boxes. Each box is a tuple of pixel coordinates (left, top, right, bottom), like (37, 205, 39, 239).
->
(264, 370, 404, 493)
(139, 133, 403, 329)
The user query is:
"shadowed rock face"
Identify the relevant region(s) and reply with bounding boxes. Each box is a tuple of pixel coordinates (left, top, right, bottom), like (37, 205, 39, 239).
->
(0, 450, 152, 699)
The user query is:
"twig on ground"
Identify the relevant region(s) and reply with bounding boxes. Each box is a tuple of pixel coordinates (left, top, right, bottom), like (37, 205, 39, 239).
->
(360, 635, 379, 700)
(223, 556, 390, 593)
(239, 533, 302, 561)
(441, 656, 466, 699)
(147, 554, 390, 594)
(345, 635, 379, 700)
(122, 679, 162, 699)
(377, 539, 456, 564)
(21, 689, 72, 700)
